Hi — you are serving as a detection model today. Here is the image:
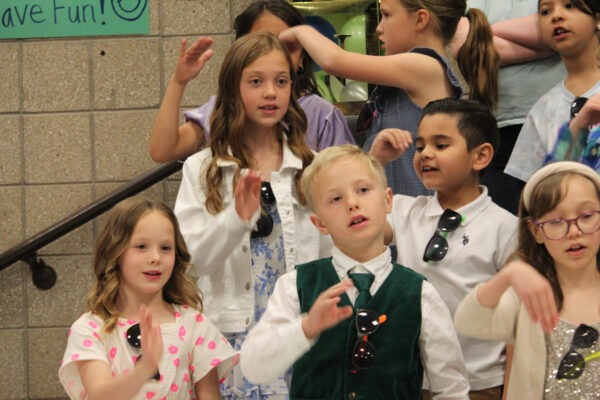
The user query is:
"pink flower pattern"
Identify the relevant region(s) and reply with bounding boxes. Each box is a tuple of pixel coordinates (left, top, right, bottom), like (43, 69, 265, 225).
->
(60, 307, 237, 399)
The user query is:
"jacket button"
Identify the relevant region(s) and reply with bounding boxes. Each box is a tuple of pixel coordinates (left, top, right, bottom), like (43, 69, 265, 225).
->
(245, 282, 251, 291)
(245, 317, 250, 325)
(348, 392, 356, 400)
(242, 245, 248, 252)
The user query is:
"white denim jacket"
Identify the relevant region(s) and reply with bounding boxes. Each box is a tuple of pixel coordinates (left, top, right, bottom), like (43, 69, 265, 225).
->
(174, 143, 332, 333)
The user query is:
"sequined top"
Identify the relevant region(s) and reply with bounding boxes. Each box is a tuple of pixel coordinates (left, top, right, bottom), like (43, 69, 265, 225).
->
(544, 320, 600, 399)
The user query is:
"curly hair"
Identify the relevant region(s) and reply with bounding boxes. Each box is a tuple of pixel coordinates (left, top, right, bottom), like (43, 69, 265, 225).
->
(204, 32, 314, 215)
(87, 197, 202, 334)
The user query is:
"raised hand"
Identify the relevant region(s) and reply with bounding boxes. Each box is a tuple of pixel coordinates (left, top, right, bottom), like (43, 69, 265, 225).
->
(302, 278, 354, 339)
(570, 94, 600, 136)
(234, 170, 262, 222)
(139, 305, 163, 380)
(369, 128, 413, 167)
(278, 28, 304, 65)
(504, 260, 559, 332)
(173, 37, 215, 85)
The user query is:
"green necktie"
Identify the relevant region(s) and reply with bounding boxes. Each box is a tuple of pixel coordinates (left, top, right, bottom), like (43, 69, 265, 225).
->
(349, 271, 374, 310)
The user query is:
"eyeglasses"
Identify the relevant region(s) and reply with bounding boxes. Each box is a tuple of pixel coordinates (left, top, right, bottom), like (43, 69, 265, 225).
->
(251, 181, 276, 239)
(556, 324, 599, 380)
(126, 323, 161, 380)
(423, 209, 462, 262)
(529, 211, 600, 240)
(351, 309, 387, 370)
(570, 97, 588, 119)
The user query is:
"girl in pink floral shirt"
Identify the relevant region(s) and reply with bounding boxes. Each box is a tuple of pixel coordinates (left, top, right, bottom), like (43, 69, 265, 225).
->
(59, 197, 238, 400)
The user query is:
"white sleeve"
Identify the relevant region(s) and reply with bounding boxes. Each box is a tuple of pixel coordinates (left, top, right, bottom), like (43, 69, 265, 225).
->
(504, 111, 546, 182)
(174, 157, 258, 276)
(419, 281, 470, 400)
(240, 271, 314, 383)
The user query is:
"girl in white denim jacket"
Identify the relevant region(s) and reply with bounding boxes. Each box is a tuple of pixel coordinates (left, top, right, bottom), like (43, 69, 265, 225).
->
(174, 32, 332, 399)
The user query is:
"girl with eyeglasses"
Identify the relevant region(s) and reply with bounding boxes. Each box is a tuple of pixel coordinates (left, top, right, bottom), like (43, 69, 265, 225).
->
(174, 32, 332, 399)
(279, 0, 499, 196)
(455, 161, 600, 399)
(59, 197, 238, 400)
(505, 0, 600, 183)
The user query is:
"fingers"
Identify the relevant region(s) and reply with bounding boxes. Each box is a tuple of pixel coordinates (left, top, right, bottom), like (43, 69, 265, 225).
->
(234, 170, 262, 221)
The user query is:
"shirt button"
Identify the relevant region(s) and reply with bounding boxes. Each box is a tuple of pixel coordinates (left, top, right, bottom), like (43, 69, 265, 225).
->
(245, 282, 251, 291)
(242, 245, 248, 252)
(290, 247, 294, 253)
(245, 317, 250, 325)
(286, 210, 291, 215)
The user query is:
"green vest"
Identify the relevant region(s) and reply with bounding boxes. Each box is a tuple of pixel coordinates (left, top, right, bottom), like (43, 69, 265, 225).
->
(291, 258, 424, 400)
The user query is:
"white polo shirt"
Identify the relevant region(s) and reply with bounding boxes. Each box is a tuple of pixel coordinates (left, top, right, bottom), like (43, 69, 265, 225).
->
(390, 186, 518, 391)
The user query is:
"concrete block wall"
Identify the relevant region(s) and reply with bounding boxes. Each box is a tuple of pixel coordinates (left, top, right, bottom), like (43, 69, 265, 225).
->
(0, 0, 257, 397)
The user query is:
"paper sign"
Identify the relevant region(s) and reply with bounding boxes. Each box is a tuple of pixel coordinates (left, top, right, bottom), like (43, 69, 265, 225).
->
(0, 0, 149, 39)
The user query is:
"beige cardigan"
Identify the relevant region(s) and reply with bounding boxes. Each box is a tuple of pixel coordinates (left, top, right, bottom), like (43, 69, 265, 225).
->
(454, 284, 546, 399)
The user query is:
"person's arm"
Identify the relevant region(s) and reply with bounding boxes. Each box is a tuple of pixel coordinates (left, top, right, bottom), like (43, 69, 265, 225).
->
(315, 104, 356, 150)
(451, 14, 554, 66)
(241, 275, 353, 383)
(79, 309, 162, 400)
(368, 128, 413, 167)
(194, 368, 220, 400)
(279, 26, 453, 105)
(174, 158, 261, 275)
(150, 37, 213, 162)
(419, 281, 470, 399)
(477, 260, 558, 331)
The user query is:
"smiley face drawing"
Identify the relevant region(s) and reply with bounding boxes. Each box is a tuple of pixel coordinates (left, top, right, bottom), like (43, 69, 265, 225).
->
(111, 0, 148, 21)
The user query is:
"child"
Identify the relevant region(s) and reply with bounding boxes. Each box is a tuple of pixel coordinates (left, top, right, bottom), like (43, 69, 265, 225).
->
(370, 98, 518, 399)
(58, 197, 238, 400)
(454, 161, 600, 399)
(149, 0, 354, 162)
(279, 0, 498, 196)
(240, 145, 470, 399)
(452, 2, 566, 215)
(505, 0, 600, 183)
(174, 32, 333, 398)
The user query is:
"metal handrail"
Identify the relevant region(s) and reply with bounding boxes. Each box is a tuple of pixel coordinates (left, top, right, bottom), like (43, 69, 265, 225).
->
(0, 160, 183, 289)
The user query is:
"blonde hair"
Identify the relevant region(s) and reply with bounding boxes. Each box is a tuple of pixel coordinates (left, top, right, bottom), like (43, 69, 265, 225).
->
(400, 0, 499, 110)
(516, 169, 600, 310)
(300, 144, 387, 211)
(87, 197, 202, 333)
(205, 32, 314, 214)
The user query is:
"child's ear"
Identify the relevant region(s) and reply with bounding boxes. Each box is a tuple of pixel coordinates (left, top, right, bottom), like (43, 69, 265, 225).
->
(471, 143, 494, 172)
(414, 9, 431, 31)
(310, 213, 330, 235)
(384, 187, 393, 213)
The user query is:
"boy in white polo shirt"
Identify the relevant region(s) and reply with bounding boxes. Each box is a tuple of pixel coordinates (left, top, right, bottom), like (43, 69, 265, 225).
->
(371, 98, 518, 399)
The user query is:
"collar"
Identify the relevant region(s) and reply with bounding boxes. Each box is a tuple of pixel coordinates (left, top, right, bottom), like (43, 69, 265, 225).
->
(424, 186, 492, 226)
(214, 134, 305, 173)
(331, 246, 391, 279)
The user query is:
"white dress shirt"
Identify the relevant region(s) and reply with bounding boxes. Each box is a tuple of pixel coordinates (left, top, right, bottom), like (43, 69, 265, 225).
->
(240, 247, 470, 399)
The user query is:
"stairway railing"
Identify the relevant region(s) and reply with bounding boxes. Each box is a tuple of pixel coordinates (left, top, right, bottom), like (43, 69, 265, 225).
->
(0, 160, 183, 290)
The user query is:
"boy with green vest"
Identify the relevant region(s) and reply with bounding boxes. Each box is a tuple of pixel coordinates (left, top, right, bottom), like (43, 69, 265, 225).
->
(240, 145, 469, 399)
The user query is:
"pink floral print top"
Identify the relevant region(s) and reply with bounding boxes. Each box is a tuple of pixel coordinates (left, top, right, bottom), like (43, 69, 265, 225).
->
(59, 304, 239, 399)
